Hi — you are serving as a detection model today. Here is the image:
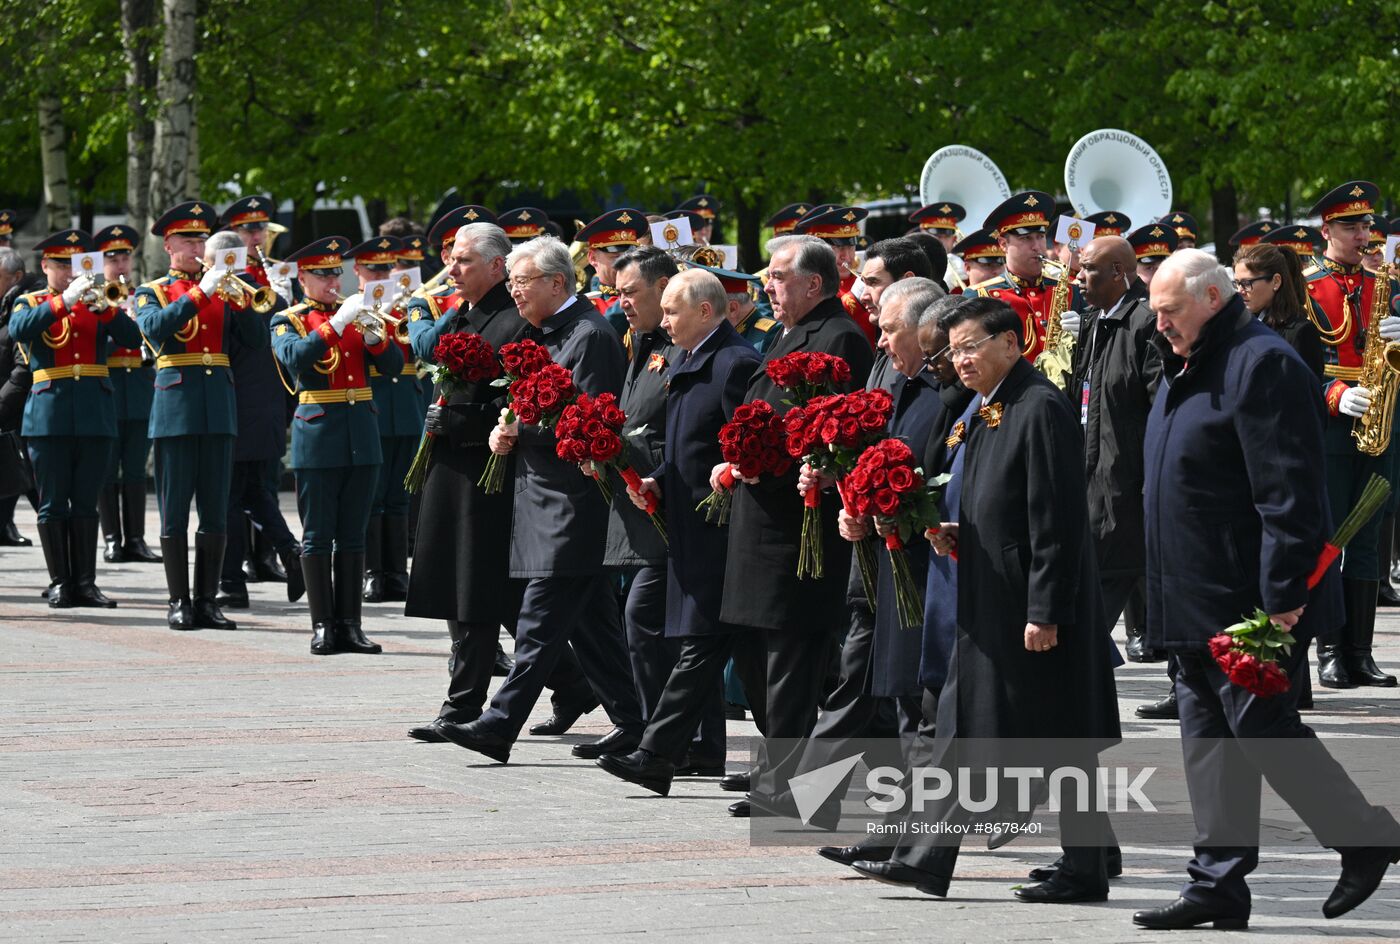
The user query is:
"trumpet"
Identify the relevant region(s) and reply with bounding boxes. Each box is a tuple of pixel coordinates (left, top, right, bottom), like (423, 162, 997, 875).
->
(78, 276, 130, 311)
(355, 300, 411, 344)
(411, 266, 455, 298)
(200, 260, 276, 313)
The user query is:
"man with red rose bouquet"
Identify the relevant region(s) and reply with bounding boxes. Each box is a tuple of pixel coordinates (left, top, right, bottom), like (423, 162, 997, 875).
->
(437, 235, 643, 764)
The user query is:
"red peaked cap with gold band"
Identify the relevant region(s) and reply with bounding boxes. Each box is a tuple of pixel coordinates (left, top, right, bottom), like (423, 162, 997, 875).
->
(0, 209, 15, 237)
(952, 227, 1005, 262)
(1159, 211, 1201, 243)
(346, 235, 403, 268)
(1085, 210, 1132, 237)
(1310, 180, 1379, 224)
(675, 194, 719, 221)
(398, 235, 427, 263)
(428, 205, 498, 250)
(576, 208, 647, 249)
(910, 202, 966, 232)
(792, 205, 868, 242)
(499, 207, 549, 242)
(1126, 223, 1178, 261)
(150, 200, 218, 237)
(287, 235, 350, 273)
(222, 195, 273, 228)
(35, 228, 94, 259)
(93, 224, 137, 254)
(1229, 220, 1276, 248)
(983, 191, 1053, 237)
(1262, 224, 1325, 257)
(765, 203, 814, 235)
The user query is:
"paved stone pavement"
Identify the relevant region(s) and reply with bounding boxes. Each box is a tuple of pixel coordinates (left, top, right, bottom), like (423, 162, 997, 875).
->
(1, 498, 1398, 942)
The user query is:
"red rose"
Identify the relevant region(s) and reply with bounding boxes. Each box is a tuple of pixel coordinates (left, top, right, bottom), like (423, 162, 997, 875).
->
(537, 387, 560, 410)
(838, 418, 860, 442)
(874, 488, 900, 516)
(887, 465, 916, 492)
(1257, 661, 1290, 697)
(870, 467, 888, 487)
(1226, 652, 1262, 690)
(1208, 634, 1235, 659)
(733, 403, 754, 423)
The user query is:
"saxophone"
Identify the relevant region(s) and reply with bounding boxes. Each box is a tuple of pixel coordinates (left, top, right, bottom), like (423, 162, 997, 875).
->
(1034, 253, 1075, 390)
(1352, 260, 1400, 455)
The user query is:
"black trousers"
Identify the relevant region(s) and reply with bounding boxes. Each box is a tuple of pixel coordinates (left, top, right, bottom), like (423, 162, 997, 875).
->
(624, 564, 725, 760)
(1173, 643, 1400, 917)
(642, 632, 763, 761)
(477, 575, 642, 742)
(222, 458, 297, 586)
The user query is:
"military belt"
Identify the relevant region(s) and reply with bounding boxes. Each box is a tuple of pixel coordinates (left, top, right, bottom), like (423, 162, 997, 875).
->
(1324, 365, 1363, 381)
(108, 356, 144, 369)
(32, 364, 111, 383)
(157, 353, 231, 369)
(299, 386, 372, 405)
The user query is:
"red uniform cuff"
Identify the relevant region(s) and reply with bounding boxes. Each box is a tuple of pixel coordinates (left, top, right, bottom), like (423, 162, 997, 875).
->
(1326, 379, 1348, 416)
(49, 295, 67, 318)
(186, 285, 208, 307)
(316, 322, 338, 345)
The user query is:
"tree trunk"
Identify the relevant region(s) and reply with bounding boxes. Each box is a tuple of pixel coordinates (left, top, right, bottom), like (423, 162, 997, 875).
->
(122, 0, 156, 270)
(145, 0, 198, 273)
(38, 93, 71, 231)
(733, 191, 763, 272)
(1210, 183, 1239, 264)
(186, 96, 200, 195)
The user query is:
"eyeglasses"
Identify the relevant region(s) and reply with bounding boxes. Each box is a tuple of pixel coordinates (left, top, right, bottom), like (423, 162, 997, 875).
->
(1232, 276, 1272, 292)
(923, 348, 950, 368)
(946, 333, 1001, 360)
(508, 273, 551, 290)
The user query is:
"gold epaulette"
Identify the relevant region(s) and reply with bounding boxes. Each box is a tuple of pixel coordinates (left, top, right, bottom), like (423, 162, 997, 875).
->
(280, 305, 309, 337)
(1302, 263, 1323, 279)
(968, 276, 1006, 294)
(755, 317, 778, 332)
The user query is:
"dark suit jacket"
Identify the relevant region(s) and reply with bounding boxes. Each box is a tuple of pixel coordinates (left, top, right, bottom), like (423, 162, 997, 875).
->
(229, 305, 293, 462)
(508, 297, 626, 578)
(605, 327, 677, 568)
(653, 322, 760, 636)
(1144, 295, 1343, 648)
(719, 295, 874, 633)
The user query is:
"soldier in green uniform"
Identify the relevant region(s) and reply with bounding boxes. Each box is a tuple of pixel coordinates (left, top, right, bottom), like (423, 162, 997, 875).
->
(11, 229, 144, 607)
(135, 200, 270, 632)
(271, 236, 403, 655)
(346, 235, 422, 602)
(92, 224, 161, 564)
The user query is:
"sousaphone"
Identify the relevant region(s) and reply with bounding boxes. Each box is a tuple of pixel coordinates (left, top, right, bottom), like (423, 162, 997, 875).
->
(919, 145, 1011, 234)
(1064, 129, 1173, 227)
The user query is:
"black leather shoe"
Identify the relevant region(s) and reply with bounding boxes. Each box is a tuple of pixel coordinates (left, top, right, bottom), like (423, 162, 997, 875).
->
(1028, 849, 1123, 883)
(215, 586, 250, 609)
(719, 771, 751, 793)
(819, 843, 892, 867)
(1136, 689, 1179, 720)
(408, 720, 449, 742)
(675, 755, 726, 777)
(438, 720, 512, 764)
(253, 549, 286, 582)
(279, 545, 305, 603)
(0, 521, 31, 546)
(310, 622, 339, 655)
(168, 599, 195, 631)
(724, 703, 746, 721)
(1323, 846, 1400, 919)
(572, 726, 640, 759)
(122, 538, 161, 564)
(528, 700, 598, 736)
(103, 537, 126, 563)
(493, 643, 514, 677)
(728, 798, 750, 817)
(1378, 583, 1400, 607)
(70, 583, 118, 608)
(1133, 897, 1247, 930)
(851, 860, 949, 897)
(193, 597, 237, 630)
(1014, 879, 1107, 903)
(339, 622, 383, 654)
(597, 749, 674, 796)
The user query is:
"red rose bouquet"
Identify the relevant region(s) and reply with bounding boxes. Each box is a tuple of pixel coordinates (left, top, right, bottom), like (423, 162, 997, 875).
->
(478, 339, 554, 493)
(699, 400, 792, 525)
(766, 351, 852, 405)
(781, 388, 894, 580)
(1211, 473, 1390, 698)
(405, 333, 500, 493)
(844, 438, 950, 628)
(510, 362, 577, 427)
(555, 392, 666, 540)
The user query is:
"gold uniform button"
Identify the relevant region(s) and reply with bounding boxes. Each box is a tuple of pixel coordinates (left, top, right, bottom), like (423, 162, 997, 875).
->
(202, 346, 209, 352)
(205, 369, 212, 375)
(346, 388, 357, 404)
(71, 364, 81, 379)
(201, 352, 213, 366)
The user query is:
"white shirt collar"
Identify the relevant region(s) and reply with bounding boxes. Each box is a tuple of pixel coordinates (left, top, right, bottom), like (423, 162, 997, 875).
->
(688, 321, 725, 355)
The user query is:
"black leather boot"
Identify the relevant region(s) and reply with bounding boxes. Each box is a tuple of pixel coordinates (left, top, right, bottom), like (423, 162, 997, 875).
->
(192, 532, 237, 630)
(119, 481, 161, 563)
(36, 520, 76, 609)
(161, 535, 194, 630)
(252, 525, 286, 582)
(68, 517, 116, 607)
(382, 514, 409, 601)
(242, 518, 260, 584)
(1344, 578, 1397, 686)
(336, 550, 382, 654)
(303, 553, 337, 654)
(1317, 640, 1353, 688)
(98, 484, 124, 563)
(362, 515, 385, 602)
(279, 542, 305, 602)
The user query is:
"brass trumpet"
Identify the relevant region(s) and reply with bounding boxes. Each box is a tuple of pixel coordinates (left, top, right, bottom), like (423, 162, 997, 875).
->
(78, 277, 130, 310)
(200, 260, 276, 313)
(411, 266, 455, 298)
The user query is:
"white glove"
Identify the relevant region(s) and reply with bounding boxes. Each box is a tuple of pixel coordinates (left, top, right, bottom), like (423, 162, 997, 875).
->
(62, 274, 93, 307)
(1339, 385, 1372, 418)
(329, 294, 363, 335)
(270, 277, 293, 304)
(198, 266, 223, 295)
(1378, 316, 1400, 342)
(1059, 310, 1081, 340)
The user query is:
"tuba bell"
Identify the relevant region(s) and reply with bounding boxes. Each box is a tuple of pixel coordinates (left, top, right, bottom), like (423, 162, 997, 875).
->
(1064, 129, 1173, 226)
(919, 145, 1011, 236)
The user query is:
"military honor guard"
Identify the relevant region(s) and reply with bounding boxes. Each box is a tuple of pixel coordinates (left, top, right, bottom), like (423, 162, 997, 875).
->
(11, 229, 144, 607)
(1084, 210, 1131, 237)
(1263, 224, 1326, 264)
(92, 224, 160, 565)
(270, 237, 402, 655)
(0, 209, 15, 248)
(972, 191, 1084, 362)
(1126, 222, 1179, 290)
(951, 228, 1006, 291)
(909, 202, 966, 288)
(1305, 180, 1400, 688)
(1363, 217, 1391, 272)
(792, 204, 877, 348)
(671, 195, 718, 245)
(576, 208, 647, 336)
(346, 235, 422, 602)
(404, 205, 479, 356)
(765, 202, 813, 237)
(1159, 210, 1201, 249)
(1228, 220, 1276, 254)
(135, 201, 270, 631)
(499, 207, 549, 244)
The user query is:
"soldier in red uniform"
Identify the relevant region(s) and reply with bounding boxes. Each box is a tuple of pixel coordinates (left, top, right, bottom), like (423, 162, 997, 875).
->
(1158, 211, 1200, 250)
(1228, 220, 1276, 258)
(576, 208, 647, 336)
(1305, 180, 1400, 689)
(972, 191, 1083, 362)
(952, 228, 1006, 292)
(1126, 222, 1179, 290)
(499, 207, 549, 244)
(792, 204, 877, 348)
